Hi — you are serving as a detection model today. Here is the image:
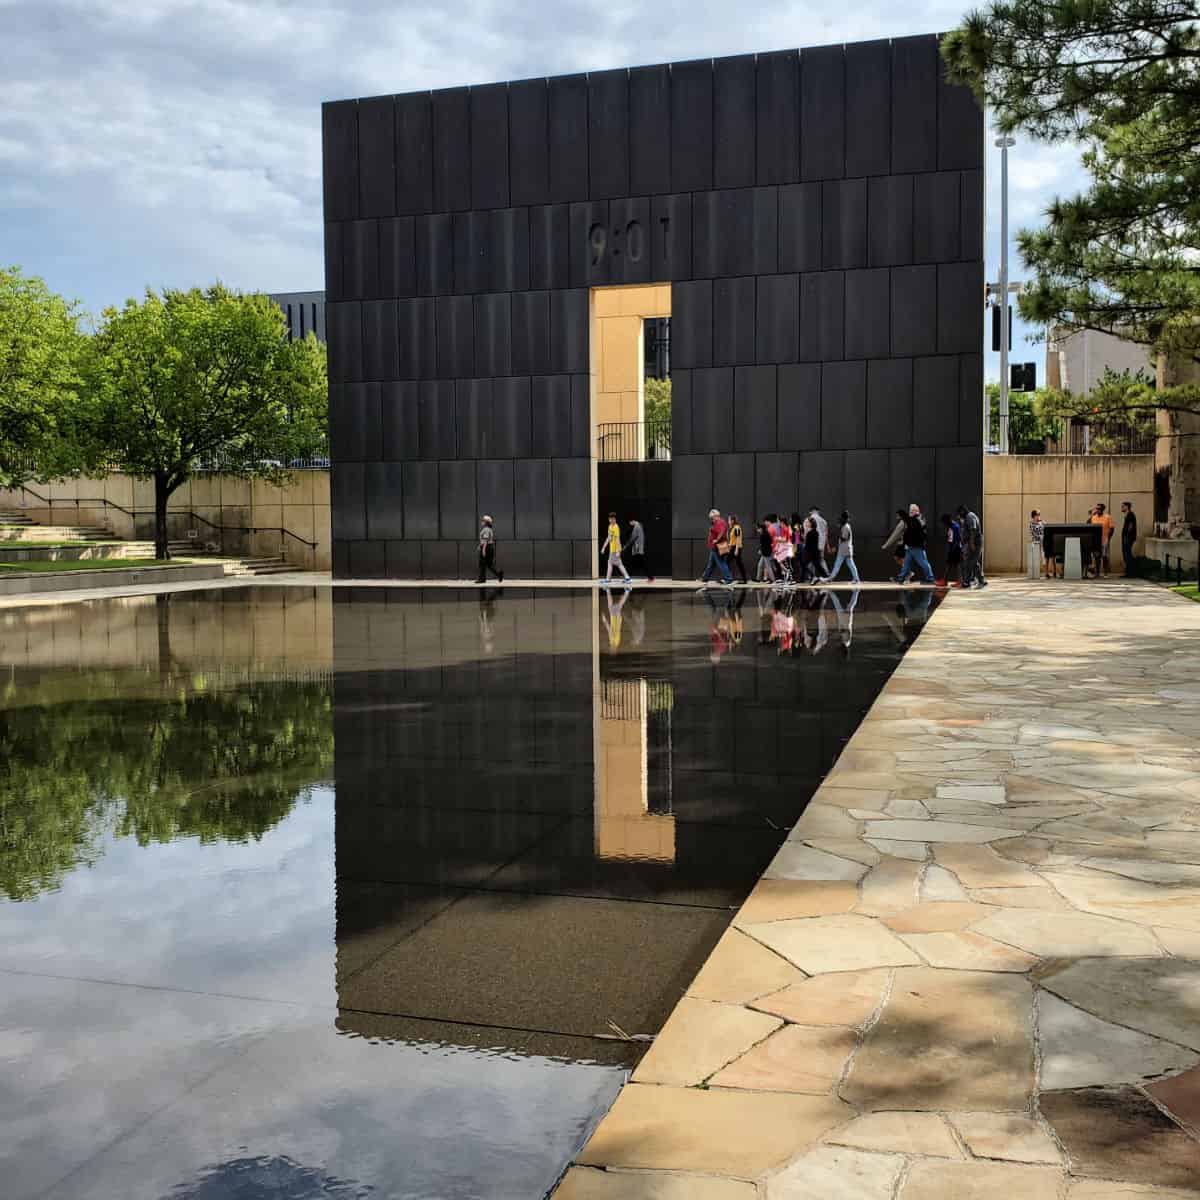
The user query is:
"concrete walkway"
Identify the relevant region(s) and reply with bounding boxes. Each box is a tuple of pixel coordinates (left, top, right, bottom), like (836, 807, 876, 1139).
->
(557, 580, 1200, 1199)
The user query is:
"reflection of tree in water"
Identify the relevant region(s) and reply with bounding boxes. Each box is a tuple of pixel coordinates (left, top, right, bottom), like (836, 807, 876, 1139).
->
(166, 1154, 368, 1199)
(0, 680, 333, 901)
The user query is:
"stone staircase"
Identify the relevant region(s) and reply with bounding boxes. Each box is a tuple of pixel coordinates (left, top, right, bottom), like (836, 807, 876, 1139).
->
(0, 513, 296, 576)
(0, 510, 116, 544)
(166, 542, 294, 576)
(223, 557, 295, 577)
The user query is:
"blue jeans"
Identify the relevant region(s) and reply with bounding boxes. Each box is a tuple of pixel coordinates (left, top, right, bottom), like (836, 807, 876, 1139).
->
(829, 547, 860, 583)
(702, 547, 732, 582)
(896, 547, 935, 583)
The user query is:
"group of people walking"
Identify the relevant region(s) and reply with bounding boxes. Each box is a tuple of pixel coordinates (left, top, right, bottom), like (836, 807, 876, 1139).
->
(478, 502, 987, 587)
(738, 508, 859, 586)
(881, 504, 988, 589)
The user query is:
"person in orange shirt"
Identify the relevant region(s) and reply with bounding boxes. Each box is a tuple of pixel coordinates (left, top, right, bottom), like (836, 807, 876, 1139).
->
(1089, 502, 1115, 577)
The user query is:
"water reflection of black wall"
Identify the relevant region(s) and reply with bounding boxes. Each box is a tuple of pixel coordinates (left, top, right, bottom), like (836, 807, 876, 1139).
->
(331, 588, 927, 1053)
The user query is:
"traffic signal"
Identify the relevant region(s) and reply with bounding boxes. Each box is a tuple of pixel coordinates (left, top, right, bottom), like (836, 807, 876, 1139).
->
(1010, 362, 1036, 391)
(991, 304, 1013, 352)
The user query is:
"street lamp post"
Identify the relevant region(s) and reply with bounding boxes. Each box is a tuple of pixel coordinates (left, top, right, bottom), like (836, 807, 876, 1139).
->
(996, 133, 1016, 454)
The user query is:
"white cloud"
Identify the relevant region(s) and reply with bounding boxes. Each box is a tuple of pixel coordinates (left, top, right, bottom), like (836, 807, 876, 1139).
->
(2, 0, 1088, 369)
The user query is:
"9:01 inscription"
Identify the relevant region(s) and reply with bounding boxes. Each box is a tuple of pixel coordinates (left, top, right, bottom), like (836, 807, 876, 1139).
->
(588, 217, 671, 267)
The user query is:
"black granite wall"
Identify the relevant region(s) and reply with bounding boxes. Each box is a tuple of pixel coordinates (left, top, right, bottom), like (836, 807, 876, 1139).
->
(323, 36, 984, 579)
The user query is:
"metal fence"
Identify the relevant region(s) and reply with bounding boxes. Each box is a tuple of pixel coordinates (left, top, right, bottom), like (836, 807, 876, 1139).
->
(193, 455, 330, 472)
(989, 416, 1156, 456)
(596, 421, 672, 463)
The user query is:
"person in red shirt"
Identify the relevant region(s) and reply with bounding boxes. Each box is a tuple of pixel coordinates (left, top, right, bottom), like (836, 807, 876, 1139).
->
(702, 507, 733, 584)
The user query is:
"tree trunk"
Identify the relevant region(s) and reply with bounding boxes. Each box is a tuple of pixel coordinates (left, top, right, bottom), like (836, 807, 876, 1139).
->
(155, 593, 173, 679)
(154, 472, 171, 560)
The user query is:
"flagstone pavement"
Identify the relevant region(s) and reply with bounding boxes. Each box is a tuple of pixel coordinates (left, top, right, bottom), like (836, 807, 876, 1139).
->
(555, 579, 1200, 1199)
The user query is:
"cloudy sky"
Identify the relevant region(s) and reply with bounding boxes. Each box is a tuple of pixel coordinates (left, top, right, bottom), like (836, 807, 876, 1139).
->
(1, 0, 1086, 380)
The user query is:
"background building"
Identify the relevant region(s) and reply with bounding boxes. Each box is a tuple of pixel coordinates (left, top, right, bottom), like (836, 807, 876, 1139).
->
(322, 38, 985, 579)
(270, 290, 326, 343)
(1045, 325, 1153, 394)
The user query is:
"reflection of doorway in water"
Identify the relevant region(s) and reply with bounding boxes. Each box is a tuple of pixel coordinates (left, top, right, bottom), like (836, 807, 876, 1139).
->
(595, 676, 675, 861)
(592, 285, 672, 579)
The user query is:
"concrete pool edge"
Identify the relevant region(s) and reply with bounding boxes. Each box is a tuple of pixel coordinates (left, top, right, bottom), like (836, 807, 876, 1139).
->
(0, 574, 943, 612)
(554, 578, 1200, 1199)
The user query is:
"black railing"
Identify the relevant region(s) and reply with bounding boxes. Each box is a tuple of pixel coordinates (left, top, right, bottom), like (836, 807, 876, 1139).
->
(988, 416, 1156, 456)
(4, 485, 319, 568)
(596, 420, 672, 463)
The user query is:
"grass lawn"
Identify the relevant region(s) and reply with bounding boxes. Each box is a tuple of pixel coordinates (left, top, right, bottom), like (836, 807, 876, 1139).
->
(0, 558, 170, 574)
(1172, 584, 1200, 602)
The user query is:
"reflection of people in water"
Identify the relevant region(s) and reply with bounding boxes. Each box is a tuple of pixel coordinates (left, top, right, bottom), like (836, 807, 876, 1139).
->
(811, 590, 830, 655)
(795, 590, 829, 654)
(769, 595, 797, 655)
(828, 587, 861, 657)
(761, 589, 843, 657)
(602, 585, 631, 649)
(478, 589, 500, 654)
(625, 591, 646, 647)
(703, 587, 744, 663)
(894, 589, 934, 645)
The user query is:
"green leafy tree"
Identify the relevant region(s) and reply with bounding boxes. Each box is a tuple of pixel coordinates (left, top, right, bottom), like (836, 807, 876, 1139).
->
(644, 377, 671, 428)
(990, 372, 1159, 452)
(942, 1, 1200, 417)
(645, 377, 672, 457)
(0, 267, 90, 487)
(84, 285, 327, 558)
(987, 383, 1069, 451)
(1038, 367, 1159, 448)
(0, 679, 334, 901)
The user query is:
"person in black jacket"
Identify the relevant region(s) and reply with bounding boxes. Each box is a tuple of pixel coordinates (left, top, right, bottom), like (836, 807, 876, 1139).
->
(1120, 501, 1138, 577)
(894, 504, 936, 584)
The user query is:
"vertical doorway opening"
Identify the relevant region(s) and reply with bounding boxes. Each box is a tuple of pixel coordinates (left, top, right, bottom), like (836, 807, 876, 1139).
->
(589, 284, 673, 579)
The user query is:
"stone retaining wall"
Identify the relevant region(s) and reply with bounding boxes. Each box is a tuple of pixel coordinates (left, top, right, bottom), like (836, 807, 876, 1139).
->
(1, 473, 332, 571)
(984, 454, 1153, 573)
(0, 562, 226, 596)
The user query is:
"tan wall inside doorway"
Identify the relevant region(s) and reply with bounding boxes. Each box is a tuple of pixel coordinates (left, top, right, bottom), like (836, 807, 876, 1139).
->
(592, 284, 672, 428)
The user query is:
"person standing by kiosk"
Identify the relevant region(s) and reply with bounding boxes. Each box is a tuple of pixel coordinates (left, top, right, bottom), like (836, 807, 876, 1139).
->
(1121, 502, 1138, 577)
(1090, 502, 1115, 577)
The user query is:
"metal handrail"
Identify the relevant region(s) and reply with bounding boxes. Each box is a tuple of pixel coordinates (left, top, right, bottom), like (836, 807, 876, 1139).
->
(6, 485, 319, 564)
(987, 415, 1156, 456)
(596, 420, 672, 463)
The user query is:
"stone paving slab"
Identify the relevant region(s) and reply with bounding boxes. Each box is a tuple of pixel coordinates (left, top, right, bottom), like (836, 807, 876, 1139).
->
(558, 581, 1200, 1198)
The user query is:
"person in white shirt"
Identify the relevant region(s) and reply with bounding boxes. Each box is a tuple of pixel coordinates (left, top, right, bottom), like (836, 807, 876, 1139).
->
(808, 507, 830, 580)
(827, 510, 860, 583)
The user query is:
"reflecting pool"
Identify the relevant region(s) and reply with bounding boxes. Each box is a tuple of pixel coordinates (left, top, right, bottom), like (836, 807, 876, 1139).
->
(0, 584, 937, 1200)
